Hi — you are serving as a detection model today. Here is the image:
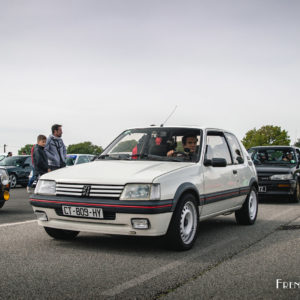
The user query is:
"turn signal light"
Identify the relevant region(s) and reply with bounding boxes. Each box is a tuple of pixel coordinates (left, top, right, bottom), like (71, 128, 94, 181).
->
(278, 184, 290, 188)
(3, 191, 10, 201)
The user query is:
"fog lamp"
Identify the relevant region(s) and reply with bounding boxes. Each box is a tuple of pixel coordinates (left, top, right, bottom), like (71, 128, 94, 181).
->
(3, 191, 10, 201)
(34, 211, 48, 221)
(131, 219, 150, 230)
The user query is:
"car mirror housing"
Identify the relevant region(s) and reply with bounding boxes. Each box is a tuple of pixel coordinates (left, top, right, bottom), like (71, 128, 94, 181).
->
(204, 158, 227, 167)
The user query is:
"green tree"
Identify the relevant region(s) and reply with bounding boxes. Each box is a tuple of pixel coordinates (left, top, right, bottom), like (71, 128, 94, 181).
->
(242, 125, 290, 149)
(18, 144, 34, 155)
(67, 142, 103, 155)
(294, 139, 300, 148)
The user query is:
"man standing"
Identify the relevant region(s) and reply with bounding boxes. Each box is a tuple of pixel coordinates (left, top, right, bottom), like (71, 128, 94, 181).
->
(45, 124, 67, 171)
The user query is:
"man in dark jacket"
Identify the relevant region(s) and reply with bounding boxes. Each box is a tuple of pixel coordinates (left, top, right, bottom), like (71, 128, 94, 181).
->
(33, 135, 50, 178)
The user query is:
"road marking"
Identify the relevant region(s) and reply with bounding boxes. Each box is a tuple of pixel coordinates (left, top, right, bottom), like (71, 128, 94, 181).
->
(101, 237, 237, 297)
(0, 220, 37, 228)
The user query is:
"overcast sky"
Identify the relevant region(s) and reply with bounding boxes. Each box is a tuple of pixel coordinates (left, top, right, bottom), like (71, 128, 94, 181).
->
(1, 0, 299, 154)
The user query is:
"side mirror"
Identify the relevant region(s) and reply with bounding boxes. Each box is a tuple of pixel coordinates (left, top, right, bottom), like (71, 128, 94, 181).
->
(204, 158, 227, 167)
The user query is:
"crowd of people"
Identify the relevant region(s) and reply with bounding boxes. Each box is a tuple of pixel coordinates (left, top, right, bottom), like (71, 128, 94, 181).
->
(26, 124, 67, 193)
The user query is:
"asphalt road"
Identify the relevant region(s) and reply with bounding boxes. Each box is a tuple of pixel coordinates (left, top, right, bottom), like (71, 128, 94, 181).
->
(0, 188, 299, 299)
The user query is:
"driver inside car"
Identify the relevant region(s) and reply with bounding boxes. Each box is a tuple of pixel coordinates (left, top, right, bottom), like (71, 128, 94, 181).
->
(167, 136, 198, 158)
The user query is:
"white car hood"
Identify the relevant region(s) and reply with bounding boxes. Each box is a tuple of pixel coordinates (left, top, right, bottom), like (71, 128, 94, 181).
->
(41, 160, 193, 185)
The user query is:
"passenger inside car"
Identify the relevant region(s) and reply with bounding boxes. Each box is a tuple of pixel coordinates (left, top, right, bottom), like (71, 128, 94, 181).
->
(282, 152, 295, 162)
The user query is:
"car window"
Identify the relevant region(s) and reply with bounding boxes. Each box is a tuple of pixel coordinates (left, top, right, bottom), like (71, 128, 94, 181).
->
(77, 156, 90, 164)
(25, 157, 32, 166)
(101, 128, 202, 162)
(66, 155, 77, 166)
(205, 135, 232, 165)
(225, 133, 244, 164)
(250, 148, 297, 165)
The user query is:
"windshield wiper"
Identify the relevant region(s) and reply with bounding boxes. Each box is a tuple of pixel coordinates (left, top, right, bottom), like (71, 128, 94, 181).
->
(129, 154, 148, 159)
(97, 154, 122, 160)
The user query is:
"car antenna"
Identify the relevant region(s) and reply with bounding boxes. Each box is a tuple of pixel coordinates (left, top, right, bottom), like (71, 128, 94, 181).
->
(160, 105, 178, 127)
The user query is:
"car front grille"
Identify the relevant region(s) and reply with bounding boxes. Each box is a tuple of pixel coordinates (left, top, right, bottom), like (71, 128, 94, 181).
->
(56, 183, 124, 199)
(258, 176, 270, 181)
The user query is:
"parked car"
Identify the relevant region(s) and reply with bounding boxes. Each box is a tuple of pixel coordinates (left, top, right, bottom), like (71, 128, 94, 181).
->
(66, 154, 95, 166)
(248, 146, 300, 203)
(0, 168, 10, 209)
(0, 155, 32, 188)
(30, 126, 258, 250)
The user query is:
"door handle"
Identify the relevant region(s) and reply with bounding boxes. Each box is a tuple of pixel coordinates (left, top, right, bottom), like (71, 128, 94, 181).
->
(233, 170, 238, 174)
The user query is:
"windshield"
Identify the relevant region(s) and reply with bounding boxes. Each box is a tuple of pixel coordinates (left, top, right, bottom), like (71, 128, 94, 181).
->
(98, 128, 202, 162)
(0, 156, 27, 167)
(249, 148, 297, 166)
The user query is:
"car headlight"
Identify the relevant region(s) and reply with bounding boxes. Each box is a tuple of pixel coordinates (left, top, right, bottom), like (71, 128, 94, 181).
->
(120, 184, 160, 200)
(0, 169, 9, 186)
(35, 180, 56, 195)
(270, 174, 293, 180)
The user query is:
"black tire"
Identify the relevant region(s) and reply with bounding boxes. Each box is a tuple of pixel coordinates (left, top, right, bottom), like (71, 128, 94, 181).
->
(44, 227, 79, 240)
(0, 201, 5, 209)
(235, 186, 258, 225)
(166, 193, 199, 251)
(290, 181, 300, 203)
(9, 174, 17, 188)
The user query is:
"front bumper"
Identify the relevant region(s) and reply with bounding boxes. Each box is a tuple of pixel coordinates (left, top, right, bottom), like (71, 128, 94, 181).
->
(30, 194, 173, 236)
(258, 179, 296, 197)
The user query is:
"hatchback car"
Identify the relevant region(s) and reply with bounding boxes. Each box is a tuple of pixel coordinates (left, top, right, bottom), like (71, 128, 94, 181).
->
(0, 168, 10, 209)
(0, 156, 32, 188)
(30, 126, 258, 250)
(248, 146, 300, 203)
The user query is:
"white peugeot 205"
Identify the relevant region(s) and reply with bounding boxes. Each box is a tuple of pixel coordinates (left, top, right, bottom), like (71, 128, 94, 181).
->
(30, 126, 258, 250)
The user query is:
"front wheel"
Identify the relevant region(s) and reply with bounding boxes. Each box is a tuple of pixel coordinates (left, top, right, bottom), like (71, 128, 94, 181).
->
(166, 193, 199, 251)
(44, 227, 79, 240)
(235, 186, 258, 225)
(9, 174, 17, 188)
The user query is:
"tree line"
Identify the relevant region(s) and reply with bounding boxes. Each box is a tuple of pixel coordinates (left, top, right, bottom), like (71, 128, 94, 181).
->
(17, 125, 300, 155)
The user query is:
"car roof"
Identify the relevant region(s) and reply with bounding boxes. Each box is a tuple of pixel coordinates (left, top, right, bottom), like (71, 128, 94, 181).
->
(125, 126, 235, 134)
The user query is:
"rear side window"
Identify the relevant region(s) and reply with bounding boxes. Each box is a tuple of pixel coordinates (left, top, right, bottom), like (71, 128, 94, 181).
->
(225, 133, 244, 164)
(206, 135, 232, 165)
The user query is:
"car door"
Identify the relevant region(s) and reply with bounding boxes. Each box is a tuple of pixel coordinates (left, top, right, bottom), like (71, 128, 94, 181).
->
(20, 157, 32, 180)
(201, 132, 240, 217)
(224, 132, 250, 206)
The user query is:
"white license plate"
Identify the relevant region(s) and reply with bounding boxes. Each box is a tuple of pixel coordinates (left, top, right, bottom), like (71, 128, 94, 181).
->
(62, 206, 103, 219)
(258, 186, 267, 193)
